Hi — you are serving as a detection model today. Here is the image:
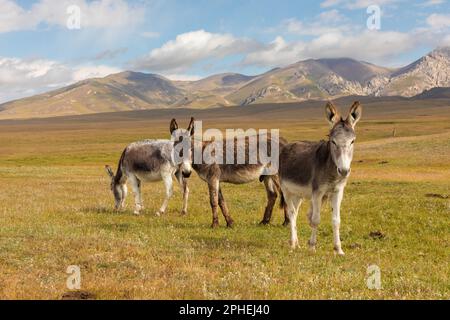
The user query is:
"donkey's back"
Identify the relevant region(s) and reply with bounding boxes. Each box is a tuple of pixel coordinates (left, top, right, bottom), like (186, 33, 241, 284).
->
(121, 140, 175, 182)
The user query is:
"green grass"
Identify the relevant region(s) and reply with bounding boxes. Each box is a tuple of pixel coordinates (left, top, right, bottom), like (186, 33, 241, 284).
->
(0, 105, 449, 299)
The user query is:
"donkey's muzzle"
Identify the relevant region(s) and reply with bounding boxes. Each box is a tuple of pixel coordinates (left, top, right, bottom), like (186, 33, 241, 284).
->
(182, 171, 192, 178)
(337, 168, 350, 177)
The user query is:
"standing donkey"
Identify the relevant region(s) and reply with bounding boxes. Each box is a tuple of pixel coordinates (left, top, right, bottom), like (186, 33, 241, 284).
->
(279, 101, 362, 255)
(105, 118, 194, 216)
(190, 129, 288, 228)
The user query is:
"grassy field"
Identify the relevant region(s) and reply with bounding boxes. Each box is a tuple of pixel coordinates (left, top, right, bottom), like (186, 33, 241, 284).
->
(0, 100, 449, 299)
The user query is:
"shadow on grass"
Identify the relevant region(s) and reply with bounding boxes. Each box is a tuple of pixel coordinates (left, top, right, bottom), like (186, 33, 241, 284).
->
(80, 206, 115, 215)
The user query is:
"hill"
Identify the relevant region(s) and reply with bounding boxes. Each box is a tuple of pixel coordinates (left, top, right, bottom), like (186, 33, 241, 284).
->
(0, 47, 449, 119)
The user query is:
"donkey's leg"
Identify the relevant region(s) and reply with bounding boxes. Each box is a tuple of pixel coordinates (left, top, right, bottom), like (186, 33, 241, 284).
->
(282, 205, 290, 227)
(284, 192, 302, 249)
(129, 175, 143, 215)
(218, 187, 234, 228)
(308, 191, 324, 251)
(120, 183, 128, 210)
(259, 176, 278, 225)
(331, 186, 345, 256)
(157, 173, 173, 216)
(176, 171, 189, 215)
(208, 180, 220, 228)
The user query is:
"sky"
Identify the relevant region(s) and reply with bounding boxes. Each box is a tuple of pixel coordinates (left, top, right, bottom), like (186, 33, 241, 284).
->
(0, 0, 449, 103)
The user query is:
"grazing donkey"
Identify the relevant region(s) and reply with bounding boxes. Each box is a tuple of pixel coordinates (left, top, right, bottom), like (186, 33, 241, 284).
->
(191, 131, 288, 228)
(279, 101, 362, 255)
(105, 118, 194, 216)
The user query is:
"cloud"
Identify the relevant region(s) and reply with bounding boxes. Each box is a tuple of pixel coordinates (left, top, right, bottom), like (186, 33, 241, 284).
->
(0, 0, 145, 33)
(426, 13, 450, 29)
(0, 56, 120, 103)
(72, 65, 121, 82)
(94, 48, 128, 60)
(274, 10, 349, 36)
(132, 29, 260, 73)
(242, 30, 415, 68)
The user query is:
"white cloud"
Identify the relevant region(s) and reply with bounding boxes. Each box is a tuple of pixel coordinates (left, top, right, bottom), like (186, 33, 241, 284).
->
(276, 11, 349, 36)
(242, 30, 415, 68)
(0, 57, 120, 103)
(426, 13, 450, 29)
(72, 65, 121, 82)
(133, 29, 260, 73)
(242, 37, 305, 68)
(0, 0, 145, 33)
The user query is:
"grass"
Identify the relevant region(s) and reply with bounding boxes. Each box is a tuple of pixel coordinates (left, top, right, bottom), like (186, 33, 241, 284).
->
(0, 101, 449, 299)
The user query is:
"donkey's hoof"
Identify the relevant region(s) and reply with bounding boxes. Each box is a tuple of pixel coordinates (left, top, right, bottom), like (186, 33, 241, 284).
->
(155, 210, 163, 217)
(282, 220, 290, 227)
(133, 211, 141, 216)
(308, 241, 317, 252)
(259, 220, 270, 226)
(211, 221, 219, 228)
(334, 248, 345, 256)
(289, 240, 299, 249)
(226, 221, 234, 228)
(180, 210, 187, 216)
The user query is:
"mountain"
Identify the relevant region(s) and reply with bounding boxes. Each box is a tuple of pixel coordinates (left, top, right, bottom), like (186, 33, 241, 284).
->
(0, 72, 187, 119)
(373, 47, 450, 97)
(226, 58, 394, 105)
(1, 47, 449, 119)
(173, 73, 256, 108)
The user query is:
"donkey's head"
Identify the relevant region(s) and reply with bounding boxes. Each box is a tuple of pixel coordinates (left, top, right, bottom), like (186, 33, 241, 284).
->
(325, 101, 362, 177)
(170, 117, 195, 178)
(105, 165, 127, 210)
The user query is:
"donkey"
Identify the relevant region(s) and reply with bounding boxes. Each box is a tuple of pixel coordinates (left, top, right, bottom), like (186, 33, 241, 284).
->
(190, 129, 288, 228)
(105, 118, 194, 216)
(279, 101, 362, 255)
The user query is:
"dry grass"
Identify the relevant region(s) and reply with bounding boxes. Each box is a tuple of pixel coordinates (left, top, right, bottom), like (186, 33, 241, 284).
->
(0, 101, 449, 299)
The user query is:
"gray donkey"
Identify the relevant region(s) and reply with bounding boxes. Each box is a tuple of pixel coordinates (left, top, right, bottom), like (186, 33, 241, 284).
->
(190, 130, 288, 228)
(279, 101, 362, 255)
(105, 118, 194, 216)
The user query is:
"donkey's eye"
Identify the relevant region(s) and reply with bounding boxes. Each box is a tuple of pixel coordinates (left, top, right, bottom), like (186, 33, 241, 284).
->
(332, 140, 337, 146)
(351, 140, 355, 145)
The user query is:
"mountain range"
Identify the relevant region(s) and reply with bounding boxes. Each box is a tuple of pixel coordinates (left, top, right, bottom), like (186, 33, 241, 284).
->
(1, 47, 450, 119)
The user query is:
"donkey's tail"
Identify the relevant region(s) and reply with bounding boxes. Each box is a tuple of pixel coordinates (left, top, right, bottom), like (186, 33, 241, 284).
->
(114, 148, 127, 184)
(270, 175, 286, 210)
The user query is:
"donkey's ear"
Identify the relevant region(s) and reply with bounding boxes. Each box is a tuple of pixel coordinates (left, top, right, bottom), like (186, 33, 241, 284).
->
(347, 101, 362, 128)
(105, 165, 114, 179)
(170, 118, 178, 134)
(187, 117, 195, 135)
(325, 101, 340, 126)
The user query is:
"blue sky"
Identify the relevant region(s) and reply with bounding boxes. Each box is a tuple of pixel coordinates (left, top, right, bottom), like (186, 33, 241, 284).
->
(0, 0, 449, 102)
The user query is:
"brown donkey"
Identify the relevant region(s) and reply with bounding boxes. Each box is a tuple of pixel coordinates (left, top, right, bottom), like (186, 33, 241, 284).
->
(185, 121, 288, 228)
(279, 101, 362, 255)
